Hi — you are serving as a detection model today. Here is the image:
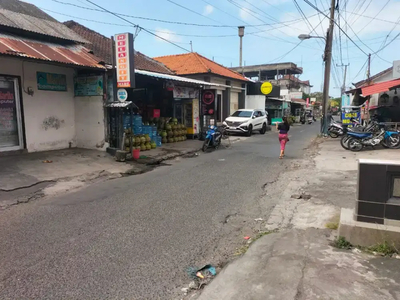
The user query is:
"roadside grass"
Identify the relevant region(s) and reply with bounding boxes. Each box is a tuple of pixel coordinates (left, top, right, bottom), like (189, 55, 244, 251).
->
(325, 214, 340, 230)
(234, 231, 275, 256)
(331, 236, 399, 257)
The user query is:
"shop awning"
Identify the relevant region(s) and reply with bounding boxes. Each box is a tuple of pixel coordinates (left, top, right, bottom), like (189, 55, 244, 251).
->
(361, 78, 400, 96)
(135, 69, 226, 87)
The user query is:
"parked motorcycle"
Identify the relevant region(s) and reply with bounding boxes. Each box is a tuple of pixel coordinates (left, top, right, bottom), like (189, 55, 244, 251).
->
(340, 119, 380, 149)
(347, 127, 400, 152)
(328, 118, 361, 138)
(202, 125, 227, 152)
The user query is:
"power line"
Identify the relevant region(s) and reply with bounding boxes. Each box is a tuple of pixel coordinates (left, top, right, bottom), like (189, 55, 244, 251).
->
(268, 12, 326, 62)
(226, 0, 296, 42)
(165, 0, 223, 25)
(374, 33, 400, 55)
(351, 58, 368, 83)
(342, 10, 399, 25)
(84, 0, 191, 52)
(50, 0, 257, 28)
(355, 0, 391, 35)
(303, 0, 369, 56)
(336, 11, 391, 64)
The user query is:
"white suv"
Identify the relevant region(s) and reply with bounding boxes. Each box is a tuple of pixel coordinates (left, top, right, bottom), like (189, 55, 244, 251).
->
(223, 109, 268, 136)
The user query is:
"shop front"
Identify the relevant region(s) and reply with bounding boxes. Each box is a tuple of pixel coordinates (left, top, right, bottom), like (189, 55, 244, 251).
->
(106, 70, 213, 151)
(0, 76, 24, 151)
(266, 98, 290, 124)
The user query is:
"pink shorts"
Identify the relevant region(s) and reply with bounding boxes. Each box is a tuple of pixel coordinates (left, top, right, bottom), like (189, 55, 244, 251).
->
(279, 133, 288, 151)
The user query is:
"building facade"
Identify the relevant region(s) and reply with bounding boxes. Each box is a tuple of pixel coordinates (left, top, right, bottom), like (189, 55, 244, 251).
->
(0, 0, 107, 153)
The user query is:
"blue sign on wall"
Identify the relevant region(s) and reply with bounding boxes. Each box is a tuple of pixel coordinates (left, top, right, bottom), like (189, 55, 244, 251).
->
(37, 72, 67, 91)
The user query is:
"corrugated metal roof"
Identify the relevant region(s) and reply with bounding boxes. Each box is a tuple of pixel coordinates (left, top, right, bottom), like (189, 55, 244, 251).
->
(0, 8, 89, 43)
(135, 69, 225, 86)
(361, 79, 400, 96)
(0, 34, 105, 69)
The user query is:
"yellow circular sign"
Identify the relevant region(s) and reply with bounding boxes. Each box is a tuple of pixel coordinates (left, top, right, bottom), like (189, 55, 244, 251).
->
(260, 82, 273, 95)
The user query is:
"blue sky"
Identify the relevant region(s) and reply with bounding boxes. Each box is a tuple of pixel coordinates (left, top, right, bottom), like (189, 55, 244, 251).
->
(25, 0, 400, 97)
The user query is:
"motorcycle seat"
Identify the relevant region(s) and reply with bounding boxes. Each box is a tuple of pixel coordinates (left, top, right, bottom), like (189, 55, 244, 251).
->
(347, 131, 371, 138)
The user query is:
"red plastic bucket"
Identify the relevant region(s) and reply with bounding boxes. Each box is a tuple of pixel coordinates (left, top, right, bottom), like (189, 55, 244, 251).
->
(132, 149, 140, 160)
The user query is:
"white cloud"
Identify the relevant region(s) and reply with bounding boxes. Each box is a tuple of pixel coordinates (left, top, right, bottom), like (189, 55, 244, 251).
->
(154, 28, 182, 43)
(203, 4, 214, 16)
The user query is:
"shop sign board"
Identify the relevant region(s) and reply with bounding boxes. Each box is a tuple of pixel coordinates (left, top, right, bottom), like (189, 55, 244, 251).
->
(115, 33, 135, 88)
(117, 89, 128, 102)
(74, 75, 103, 96)
(341, 111, 361, 127)
(202, 90, 215, 115)
(173, 86, 199, 99)
(260, 82, 273, 95)
(341, 94, 351, 107)
(37, 72, 67, 91)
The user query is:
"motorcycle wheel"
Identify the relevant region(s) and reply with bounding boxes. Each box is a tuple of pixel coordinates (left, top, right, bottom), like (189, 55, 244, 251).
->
(202, 138, 210, 152)
(215, 139, 221, 149)
(328, 131, 339, 138)
(340, 135, 351, 150)
(348, 138, 363, 152)
(385, 133, 400, 149)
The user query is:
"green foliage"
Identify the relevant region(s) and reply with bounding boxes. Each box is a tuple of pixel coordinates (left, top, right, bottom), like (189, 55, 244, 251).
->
(302, 92, 310, 100)
(332, 236, 352, 249)
(366, 241, 398, 256)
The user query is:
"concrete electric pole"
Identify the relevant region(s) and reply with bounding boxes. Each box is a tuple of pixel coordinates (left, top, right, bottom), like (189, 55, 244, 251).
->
(238, 26, 245, 70)
(321, 0, 336, 134)
(336, 63, 349, 95)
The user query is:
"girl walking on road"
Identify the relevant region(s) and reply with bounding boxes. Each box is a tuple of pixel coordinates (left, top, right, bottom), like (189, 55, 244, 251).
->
(276, 116, 290, 159)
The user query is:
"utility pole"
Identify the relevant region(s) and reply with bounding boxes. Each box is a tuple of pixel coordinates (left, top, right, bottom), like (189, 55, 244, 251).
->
(336, 63, 349, 95)
(321, 0, 336, 135)
(190, 41, 193, 52)
(367, 53, 371, 83)
(238, 26, 245, 69)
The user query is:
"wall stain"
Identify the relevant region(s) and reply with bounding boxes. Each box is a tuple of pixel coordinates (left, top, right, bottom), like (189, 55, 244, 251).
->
(42, 116, 64, 130)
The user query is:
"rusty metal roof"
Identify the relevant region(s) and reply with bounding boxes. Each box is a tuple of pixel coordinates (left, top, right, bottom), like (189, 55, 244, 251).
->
(361, 79, 400, 96)
(0, 34, 105, 69)
(0, 8, 89, 43)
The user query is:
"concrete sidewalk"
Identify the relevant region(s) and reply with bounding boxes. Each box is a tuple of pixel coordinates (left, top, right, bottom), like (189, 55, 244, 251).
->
(0, 140, 205, 208)
(194, 138, 400, 300)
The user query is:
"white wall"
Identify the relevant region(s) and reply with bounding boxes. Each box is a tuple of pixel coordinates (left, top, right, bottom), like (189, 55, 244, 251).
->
(0, 57, 76, 152)
(245, 95, 265, 110)
(0, 57, 106, 152)
(75, 96, 106, 149)
(230, 91, 239, 114)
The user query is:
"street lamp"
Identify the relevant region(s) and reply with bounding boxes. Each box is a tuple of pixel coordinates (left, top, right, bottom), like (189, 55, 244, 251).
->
(298, 34, 326, 41)
(298, 32, 332, 135)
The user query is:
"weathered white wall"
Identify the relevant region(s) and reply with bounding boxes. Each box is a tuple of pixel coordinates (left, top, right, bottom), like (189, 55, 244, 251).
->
(0, 57, 76, 152)
(75, 96, 106, 149)
(0, 57, 106, 152)
(230, 91, 239, 114)
(245, 95, 265, 109)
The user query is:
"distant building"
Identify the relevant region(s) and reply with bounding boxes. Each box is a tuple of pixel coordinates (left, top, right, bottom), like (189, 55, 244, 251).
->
(154, 53, 250, 122)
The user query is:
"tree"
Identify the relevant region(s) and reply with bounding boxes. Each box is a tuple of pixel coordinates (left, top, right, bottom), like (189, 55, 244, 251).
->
(330, 98, 341, 108)
(309, 92, 323, 102)
(302, 92, 310, 100)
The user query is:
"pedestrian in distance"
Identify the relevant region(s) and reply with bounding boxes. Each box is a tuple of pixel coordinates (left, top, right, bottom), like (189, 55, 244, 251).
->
(276, 116, 290, 159)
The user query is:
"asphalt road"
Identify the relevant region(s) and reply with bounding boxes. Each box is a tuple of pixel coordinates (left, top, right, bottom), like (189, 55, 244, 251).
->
(0, 122, 319, 300)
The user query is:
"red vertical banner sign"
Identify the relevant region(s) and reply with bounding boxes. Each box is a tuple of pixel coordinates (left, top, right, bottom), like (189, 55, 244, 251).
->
(115, 33, 135, 88)
(306, 97, 309, 107)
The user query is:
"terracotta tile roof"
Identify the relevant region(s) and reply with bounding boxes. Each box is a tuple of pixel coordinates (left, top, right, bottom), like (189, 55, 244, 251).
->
(282, 75, 311, 86)
(63, 20, 174, 74)
(154, 52, 249, 82)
